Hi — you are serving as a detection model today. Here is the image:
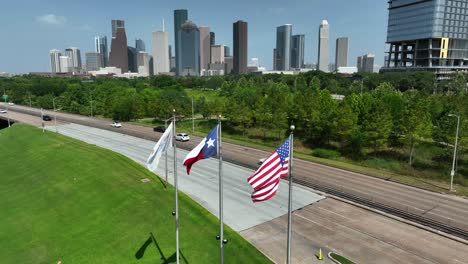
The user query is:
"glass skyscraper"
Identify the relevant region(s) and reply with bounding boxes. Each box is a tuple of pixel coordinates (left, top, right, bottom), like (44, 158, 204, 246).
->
(291, 34, 305, 69)
(383, 0, 468, 78)
(275, 25, 292, 71)
(177, 20, 200, 76)
(174, 9, 188, 76)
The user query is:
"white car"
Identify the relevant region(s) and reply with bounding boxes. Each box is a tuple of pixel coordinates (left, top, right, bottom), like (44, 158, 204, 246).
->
(111, 121, 122, 128)
(7, 102, 14, 106)
(175, 133, 190, 142)
(0, 109, 6, 113)
(258, 158, 266, 165)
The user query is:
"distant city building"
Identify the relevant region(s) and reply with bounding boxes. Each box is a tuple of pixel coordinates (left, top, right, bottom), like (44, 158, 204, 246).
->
(248, 58, 259, 67)
(135, 38, 146, 52)
(152, 31, 170, 74)
(328, 63, 336, 72)
(85, 52, 102, 71)
(225, 56, 233, 74)
(65, 47, 82, 71)
(178, 20, 200, 76)
(335, 37, 349, 69)
(291, 34, 305, 69)
(59, 55, 70, 73)
(199, 26, 210, 73)
(127, 46, 137, 73)
(95, 36, 108, 67)
(210, 31, 215, 45)
(318, 20, 330, 72)
(233, 20, 248, 74)
(49, 49, 62, 73)
(276, 24, 292, 71)
(112, 19, 125, 38)
(109, 27, 128, 73)
(224, 46, 230, 57)
(174, 9, 188, 76)
(337, 66, 358, 75)
(273, 48, 277, 70)
(211, 45, 225, 64)
(170, 57, 176, 71)
(137, 51, 152, 76)
(357, 54, 375, 73)
(207, 63, 225, 76)
(382, 0, 468, 79)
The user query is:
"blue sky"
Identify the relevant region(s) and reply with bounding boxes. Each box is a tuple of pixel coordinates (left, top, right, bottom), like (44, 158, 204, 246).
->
(0, 0, 388, 73)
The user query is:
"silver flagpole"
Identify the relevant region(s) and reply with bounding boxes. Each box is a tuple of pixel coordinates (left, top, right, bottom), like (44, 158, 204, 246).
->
(173, 109, 180, 264)
(165, 119, 168, 189)
(218, 115, 225, 264)
(286, 125, 295, 264)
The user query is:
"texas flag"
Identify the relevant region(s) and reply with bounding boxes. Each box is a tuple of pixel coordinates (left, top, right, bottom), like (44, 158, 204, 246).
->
(183, 125, 219, 174)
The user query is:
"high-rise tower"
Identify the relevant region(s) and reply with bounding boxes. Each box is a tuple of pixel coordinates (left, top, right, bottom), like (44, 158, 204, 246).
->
(318, 20, 330, 72)
(233, 20, 248, 74)
(276, 24, 292, 71)
(174, 9, 188, 75)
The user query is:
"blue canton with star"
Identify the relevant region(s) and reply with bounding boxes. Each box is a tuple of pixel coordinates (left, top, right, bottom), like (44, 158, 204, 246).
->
(276, 137, 290, 166)
(202, 125, 219, 159)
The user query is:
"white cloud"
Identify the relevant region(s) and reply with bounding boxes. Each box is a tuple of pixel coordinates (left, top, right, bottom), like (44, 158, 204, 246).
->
(36, 14, 67, 26)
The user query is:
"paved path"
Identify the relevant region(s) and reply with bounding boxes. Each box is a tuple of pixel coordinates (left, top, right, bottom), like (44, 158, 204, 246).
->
(45, 123, 323, 232)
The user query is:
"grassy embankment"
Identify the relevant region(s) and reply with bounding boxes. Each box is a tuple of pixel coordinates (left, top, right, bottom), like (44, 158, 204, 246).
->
(0, 124, 272, 264)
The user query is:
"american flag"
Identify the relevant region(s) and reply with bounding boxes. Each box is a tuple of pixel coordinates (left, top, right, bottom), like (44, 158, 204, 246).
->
(247, 136, 290, 202)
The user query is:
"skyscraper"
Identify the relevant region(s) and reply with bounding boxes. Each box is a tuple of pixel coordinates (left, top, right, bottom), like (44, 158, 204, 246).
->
(291, 34, 305, 69)
(137, 51, 152, 76)
(382, 0, 468, 78)
(174, 9, 188, 75)
(127, 46, 137, 72)
(211, 45, 225, 64)
(95, 36, 108, 67)
(135, 39, 146, 52)
(318, 20, 330, 72)
(335, 37, 349, 69)
(152, 31, 170, 74)
(233, 20, 248, 74)
(210, 32, 215, 45)
(85, 52, 102, 71)
(276, 24, 292, 71)
(49, 49, 62, 73)
(109, 27, 128, 72)
(59, 55, 69, 73)
(178, 20, 200, 76)
(112, 19, 125, 38)
(357, 54, 375, 73)
(224, 46, 230, 57)
(65, 47, 82, 71)
(199, 26, 210, 73)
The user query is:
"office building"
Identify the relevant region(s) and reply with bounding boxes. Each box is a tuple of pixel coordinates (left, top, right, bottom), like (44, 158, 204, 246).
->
(65, 47, 82, 72)
(178, 20, 200, 76)
(137, 51, 152, 76)
(127, 47, 137, 72)
(318, 20, 330, 72)
(210, 32, 215, 45)
(49, 49, 62, 73)
(357, 54, 375, 73)
(224, 46, 230, 57)
(109, 27, 128, 73)
(273, 48, 277, 70)
(248, 58, 259, 67)
(152, 31, 170, 74)
(291, 34, 305, 69)
(59, 55, 69, 73)
(135, 39, 146, 52)
(211, 45, 225, 64)
(335, 37, 349, 70)
(382, 0, 468, 78)
(174, 9, 188, 75)
(225, 56, 233, 74)
(276, 24, 292, 71)
(85, 52, 102, 71)
(112, 19, 125, 38)
(95, 36, 108, 67)
(233, 20, 248, 74)
(199, 26, 211, 73)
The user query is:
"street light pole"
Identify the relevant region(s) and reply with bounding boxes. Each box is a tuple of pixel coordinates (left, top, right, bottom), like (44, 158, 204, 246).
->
(90, 93, 93, 118)
(53, 97, 57, 133)
(192, 97, 194, 134)
(6, 104, 10, 127)
(449, 114, 460, 192)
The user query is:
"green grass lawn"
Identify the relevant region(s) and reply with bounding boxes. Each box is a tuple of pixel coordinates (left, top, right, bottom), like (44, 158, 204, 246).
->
(0, 124, 272, 264)
(329, 252, 356, 264)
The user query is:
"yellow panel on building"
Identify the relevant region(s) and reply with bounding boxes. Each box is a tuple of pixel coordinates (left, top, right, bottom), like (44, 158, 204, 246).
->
(440, 38, 449, 59)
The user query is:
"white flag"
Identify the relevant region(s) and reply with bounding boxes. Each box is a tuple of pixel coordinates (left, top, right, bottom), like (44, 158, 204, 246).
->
(147, 122, 173, 172)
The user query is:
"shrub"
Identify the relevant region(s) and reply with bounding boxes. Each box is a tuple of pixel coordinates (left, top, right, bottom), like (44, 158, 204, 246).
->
(312, 148, 341, 159)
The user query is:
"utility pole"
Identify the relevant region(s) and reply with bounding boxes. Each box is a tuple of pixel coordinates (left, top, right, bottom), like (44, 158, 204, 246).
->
(449, 114, 460, 192)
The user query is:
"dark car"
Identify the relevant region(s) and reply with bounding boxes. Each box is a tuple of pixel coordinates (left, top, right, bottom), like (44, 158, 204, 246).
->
(42, 115, 52, 121)
(153, 126, 166, 133)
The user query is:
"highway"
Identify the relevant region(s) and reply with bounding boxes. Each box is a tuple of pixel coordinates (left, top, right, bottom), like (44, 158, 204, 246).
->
(3, 103, 468, 239)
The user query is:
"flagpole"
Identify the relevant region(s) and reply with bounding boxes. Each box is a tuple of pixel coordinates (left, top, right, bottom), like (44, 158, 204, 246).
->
(286, 125, 295, 264)
(218, 115, 225, 264)
(165, 119, 168, 189)
(173, 109, 180, 264)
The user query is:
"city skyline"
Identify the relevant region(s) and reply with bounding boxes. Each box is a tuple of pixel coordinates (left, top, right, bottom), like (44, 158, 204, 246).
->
(0, 0, 388, 73)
